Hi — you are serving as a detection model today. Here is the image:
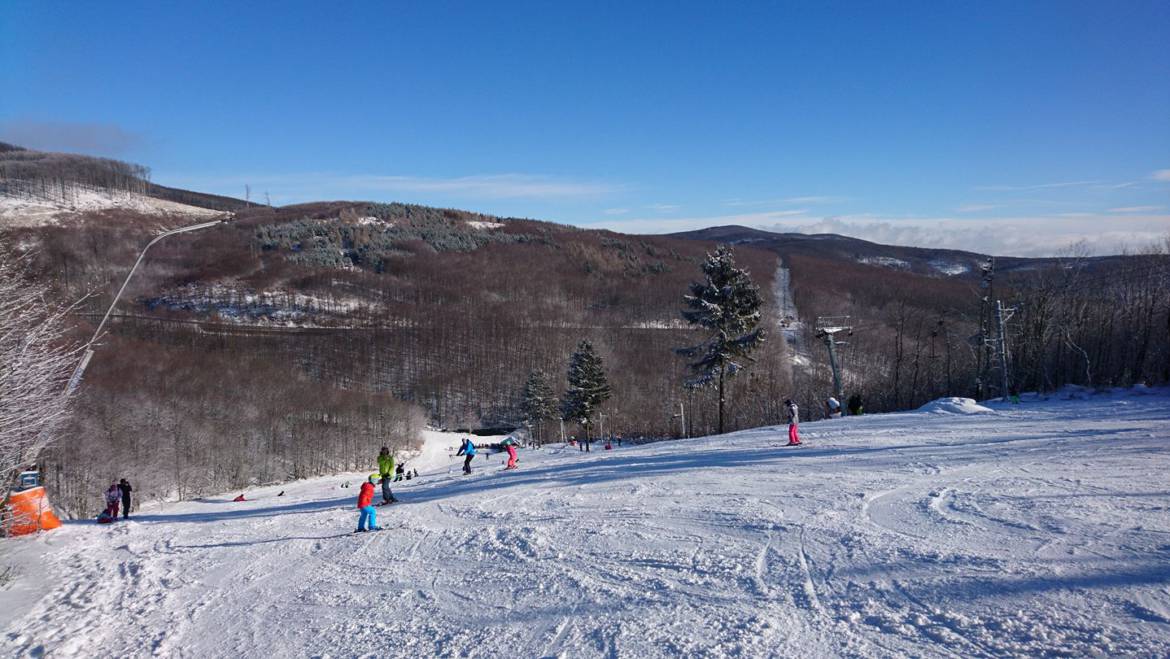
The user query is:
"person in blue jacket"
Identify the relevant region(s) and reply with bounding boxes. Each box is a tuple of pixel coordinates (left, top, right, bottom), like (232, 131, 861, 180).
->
(456, 437, 477, 475)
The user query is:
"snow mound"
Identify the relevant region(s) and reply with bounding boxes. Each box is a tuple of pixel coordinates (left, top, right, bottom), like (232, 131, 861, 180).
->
(917, 397, 994, 414)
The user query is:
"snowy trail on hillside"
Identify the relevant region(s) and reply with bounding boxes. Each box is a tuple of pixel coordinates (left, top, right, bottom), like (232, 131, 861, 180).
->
(3, 392, 1170, 657)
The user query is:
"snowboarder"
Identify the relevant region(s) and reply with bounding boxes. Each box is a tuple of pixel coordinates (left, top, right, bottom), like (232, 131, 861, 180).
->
(356, 474, 381, 532)
(117, 478, 133, 519)
(377, 446, 398, 504)
(847, 394, 863, 416)
(826, 397, 842, 419)
(456, 437, 477, 474)
(501, 436, 519, 470)
(394, 463, 405, 482)
(104, 483, 120, 519)
(784, 399, 801, 446)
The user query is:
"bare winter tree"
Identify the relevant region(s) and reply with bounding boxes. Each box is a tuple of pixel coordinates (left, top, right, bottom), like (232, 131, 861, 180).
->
(0, 250, 80, 489)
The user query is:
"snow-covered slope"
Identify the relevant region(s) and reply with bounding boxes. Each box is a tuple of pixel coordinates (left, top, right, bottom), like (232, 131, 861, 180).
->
(0, 189, 220, 227)
(3, 392, 1169, 657)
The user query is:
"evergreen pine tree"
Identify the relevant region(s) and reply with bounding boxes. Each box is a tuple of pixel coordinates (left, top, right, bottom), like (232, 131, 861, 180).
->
(676, 245, 766, 435)
(560, 340, 611, 440)
(521, 370, 558, 446)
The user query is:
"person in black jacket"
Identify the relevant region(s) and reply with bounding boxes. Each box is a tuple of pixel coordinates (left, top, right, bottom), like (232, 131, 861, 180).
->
(118, 479, 133, 519)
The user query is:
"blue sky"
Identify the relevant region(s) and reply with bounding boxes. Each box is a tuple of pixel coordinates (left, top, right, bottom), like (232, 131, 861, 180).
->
(2, 1, 1168, 255)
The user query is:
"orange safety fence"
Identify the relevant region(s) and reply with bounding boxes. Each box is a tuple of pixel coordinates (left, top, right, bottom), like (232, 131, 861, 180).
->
(2, 486, 63, 537)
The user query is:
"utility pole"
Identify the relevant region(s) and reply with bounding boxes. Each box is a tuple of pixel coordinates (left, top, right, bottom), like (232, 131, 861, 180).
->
(815, 316, 853, 405)
(994, 300, 1017, 401)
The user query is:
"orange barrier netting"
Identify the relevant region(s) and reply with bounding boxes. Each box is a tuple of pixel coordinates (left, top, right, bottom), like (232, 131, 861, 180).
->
(2, 486, 63, 536)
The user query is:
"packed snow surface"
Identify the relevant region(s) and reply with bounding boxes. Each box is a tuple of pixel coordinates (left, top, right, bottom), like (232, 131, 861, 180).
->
(3, 393, 1170, 657)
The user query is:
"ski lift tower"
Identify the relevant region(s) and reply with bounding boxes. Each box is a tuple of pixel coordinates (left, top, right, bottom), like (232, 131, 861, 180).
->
(815, 316, 852, 403)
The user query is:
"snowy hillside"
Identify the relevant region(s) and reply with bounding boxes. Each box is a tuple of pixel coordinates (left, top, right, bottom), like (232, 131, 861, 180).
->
(3, 391, 1169, 657)
(0, 188, 221, 227)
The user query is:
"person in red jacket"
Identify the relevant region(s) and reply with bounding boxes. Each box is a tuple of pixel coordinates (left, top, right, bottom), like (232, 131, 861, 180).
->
(356, 474, 382, 532)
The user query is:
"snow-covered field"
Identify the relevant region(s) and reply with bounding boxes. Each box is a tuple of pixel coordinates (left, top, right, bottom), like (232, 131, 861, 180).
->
(3, 391, 1169, 657)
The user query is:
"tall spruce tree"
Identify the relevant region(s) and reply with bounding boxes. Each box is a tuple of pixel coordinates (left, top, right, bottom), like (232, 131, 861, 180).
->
(676, 245, 766, 434)
(560, 340, 611, 440)
(521, 370, 558, 446)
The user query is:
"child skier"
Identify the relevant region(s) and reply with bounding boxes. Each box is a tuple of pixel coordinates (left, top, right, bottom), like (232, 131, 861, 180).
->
(784, 399, 801, 446)
(394, 463, 405, 482)
(500, 436, 519, 470)
(105, 483, 121, 519)
(456, 438, 477, 474)
(377, 447, 398, 504)
(356, 474, 382, 532)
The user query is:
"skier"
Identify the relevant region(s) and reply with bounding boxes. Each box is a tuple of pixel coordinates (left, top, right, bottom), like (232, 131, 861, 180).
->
(356, 474, 381, 532)
(456, 437, 477, 475)
(826, 397, 842, 419)
(412, 468, 419, 479)
(118, 478, 133, 519)
(377, 446, 398, 504)
(501, 436, 519, 470)
(394, 463, 405, 482)
(104, 483, 121, 519)
(847, 393, 864, 416)
(784, 399, 801, 446)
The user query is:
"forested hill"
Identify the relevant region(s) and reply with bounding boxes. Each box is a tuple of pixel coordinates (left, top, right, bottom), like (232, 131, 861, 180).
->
(2, 145, 1167, 514)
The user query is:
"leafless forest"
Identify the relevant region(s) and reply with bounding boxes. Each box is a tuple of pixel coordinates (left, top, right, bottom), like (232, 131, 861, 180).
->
(2, 148, 1167, 515)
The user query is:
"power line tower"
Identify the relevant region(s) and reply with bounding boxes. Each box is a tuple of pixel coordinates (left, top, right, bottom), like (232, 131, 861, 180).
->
(815, 316, 853, 404)
(975, 257, 995, 399)
(994, 300, 1017, 401)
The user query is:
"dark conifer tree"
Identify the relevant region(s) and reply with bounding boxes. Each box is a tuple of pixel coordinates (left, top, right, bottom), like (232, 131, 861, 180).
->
(521, 370, 558, 446)
(561, 340, 611, 440)
(677, 245, 766, 434)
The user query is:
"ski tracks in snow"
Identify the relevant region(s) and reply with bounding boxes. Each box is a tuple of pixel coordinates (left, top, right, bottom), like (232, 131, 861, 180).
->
(4, 393, 1170, 656)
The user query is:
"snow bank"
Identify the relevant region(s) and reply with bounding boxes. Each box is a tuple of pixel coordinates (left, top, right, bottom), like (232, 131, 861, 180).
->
(917, 397, 994, 414)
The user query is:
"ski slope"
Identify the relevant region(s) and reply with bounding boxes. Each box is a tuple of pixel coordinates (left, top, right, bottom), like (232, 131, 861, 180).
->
(3, 391, 1170, 657)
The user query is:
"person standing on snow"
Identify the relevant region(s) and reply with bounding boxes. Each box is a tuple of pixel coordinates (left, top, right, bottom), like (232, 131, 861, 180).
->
(394, 463, 405, 482)
(105, 483, 121, 519)
(500, 436, 519, 470)
(847, 394, 863, 416)
(456, 437, 477, 474)
(118, 479, 133, 519)
(356, 474, 382, 532)
(784, 399, 801, 446)
(377, 446, 398, 504)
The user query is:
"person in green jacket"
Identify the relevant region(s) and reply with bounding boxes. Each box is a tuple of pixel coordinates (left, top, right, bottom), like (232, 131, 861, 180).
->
(377, 446, 398, 504)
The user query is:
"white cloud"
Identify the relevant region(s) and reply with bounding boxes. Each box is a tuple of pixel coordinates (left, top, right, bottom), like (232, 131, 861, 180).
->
(603, 207, 630, 215)
(1152, 169, 1170, 182)
(1109, 206, 1164, 213)
(591, 209, 1170, 257)
(0, 120, 144, 155)
(975, 181, 1100, 192)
